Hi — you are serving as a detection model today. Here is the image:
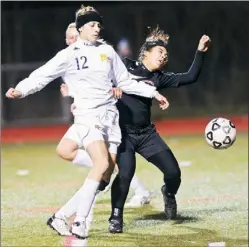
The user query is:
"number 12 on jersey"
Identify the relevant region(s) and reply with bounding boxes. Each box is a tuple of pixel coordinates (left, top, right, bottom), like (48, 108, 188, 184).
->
(75, 56, 89, 70)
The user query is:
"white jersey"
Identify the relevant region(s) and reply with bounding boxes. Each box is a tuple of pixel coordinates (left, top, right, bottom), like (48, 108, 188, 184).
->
(15, 39, 157, 114)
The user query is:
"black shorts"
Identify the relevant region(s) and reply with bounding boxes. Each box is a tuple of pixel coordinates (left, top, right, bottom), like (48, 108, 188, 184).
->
(118, 124, 170, 159)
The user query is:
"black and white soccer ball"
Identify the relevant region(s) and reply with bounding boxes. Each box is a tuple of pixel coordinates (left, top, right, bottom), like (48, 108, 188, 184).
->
(205, 117, 236, 149)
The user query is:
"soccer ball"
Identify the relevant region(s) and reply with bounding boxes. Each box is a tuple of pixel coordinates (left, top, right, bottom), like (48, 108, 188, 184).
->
(205, 117, 236, 149)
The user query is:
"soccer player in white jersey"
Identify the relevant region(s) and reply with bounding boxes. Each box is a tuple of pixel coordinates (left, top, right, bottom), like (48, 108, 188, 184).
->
(62, 22, 151, 208)
(5, 5, 169, 239)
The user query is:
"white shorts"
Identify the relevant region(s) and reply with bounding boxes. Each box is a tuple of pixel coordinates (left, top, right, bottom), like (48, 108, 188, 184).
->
(61, 106, 121, 154)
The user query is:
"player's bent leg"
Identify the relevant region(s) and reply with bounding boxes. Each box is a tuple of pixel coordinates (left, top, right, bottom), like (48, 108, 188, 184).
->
(147, 149, 181, 219)
(52, 124, 109, 239)
(47, 128, 80, 236)
(48, 146, 100, 236)
(51, 146, 110, 238)
(137, 128, 181, 219)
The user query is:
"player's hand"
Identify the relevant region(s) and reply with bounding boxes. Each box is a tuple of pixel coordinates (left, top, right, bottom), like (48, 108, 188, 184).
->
(70, 103, 76, 113)
(198, 35, 211, 52)
(112, 87, 122, 99)
(154, 91, 169, 110)
(5, 88, 22, 99)
(60, 83, 69, 97)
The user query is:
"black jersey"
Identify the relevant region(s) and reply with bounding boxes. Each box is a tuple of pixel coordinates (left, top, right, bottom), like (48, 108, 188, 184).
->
(116, 50, 205, 130)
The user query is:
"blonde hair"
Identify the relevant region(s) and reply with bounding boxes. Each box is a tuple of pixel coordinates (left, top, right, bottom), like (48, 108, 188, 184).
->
(67, 22, 76, 30)
(145, 26, 169, 44)
(138, 26, 170, 62)
(75, 5, 99, 19)
(65, 22, 78, 37)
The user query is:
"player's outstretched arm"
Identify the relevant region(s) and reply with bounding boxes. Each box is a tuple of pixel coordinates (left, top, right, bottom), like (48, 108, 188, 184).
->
(5, 49, 68, 99)
(178, 34, 211, 84)
(158, 35, 211, 89)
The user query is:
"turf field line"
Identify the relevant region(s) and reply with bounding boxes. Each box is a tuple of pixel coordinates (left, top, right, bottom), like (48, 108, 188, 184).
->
(180, 195, 248, 204)
(22, 194, 247, 214)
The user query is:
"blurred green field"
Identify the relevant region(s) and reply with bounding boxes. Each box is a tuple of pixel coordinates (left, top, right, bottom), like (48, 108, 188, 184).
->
(1, 134, 248, 247)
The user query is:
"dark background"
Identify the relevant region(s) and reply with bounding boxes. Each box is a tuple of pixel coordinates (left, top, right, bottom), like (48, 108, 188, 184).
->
(1, 1, 248, 127)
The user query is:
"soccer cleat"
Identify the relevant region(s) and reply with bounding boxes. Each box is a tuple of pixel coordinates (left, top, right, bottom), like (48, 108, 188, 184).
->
(125, 192, 151, 208)
(109, 217, 123, 233)
(47, 214, 72, 236)
(161, 185, 177, 219)
(71, 220, 88, 239)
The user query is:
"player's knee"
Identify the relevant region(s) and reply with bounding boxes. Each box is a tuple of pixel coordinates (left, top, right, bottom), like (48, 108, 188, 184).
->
(56, 145, 73, 161)
(116, 162, 135, 181)
(118, 168, 134, 182)
(167, 165, 181, 180)
(56, 139, 78, 161)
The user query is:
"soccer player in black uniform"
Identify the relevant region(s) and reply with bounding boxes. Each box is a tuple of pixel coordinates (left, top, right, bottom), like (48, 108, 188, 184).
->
(109, 27, 211, 233)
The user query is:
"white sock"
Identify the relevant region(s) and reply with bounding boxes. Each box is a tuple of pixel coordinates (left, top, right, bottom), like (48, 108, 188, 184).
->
(86, 195, 97, 230)
(55, 178, 99, 219)
(74, 178, 100, 222)
(72, 150, 93, 168)
(55, 187, 82, 219)
(130, 174, 149, 196)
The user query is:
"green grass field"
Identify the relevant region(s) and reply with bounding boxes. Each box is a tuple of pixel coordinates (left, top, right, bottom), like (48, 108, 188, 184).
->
(1, 134, 248, 247)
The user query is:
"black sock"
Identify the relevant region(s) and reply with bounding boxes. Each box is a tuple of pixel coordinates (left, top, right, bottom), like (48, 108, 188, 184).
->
(111, 208, 123, 219)
(111, 175, 131, 211)
(98, 180, 109, 191)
